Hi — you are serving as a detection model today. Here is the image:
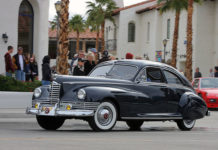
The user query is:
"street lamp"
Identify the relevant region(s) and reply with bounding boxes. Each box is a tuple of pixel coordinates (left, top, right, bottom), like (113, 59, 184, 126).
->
(162, 39, 168, 62)
(55, 1, 62, 58)
(2, 33, 8, 43)
(55, 1, 62, 14)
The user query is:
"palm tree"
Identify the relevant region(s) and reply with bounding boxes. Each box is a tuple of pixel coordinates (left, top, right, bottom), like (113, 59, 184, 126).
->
(158, 0, 188, 68)
(56, 0, 70, 75)
(185, 0, 201, 81)
(69, 14, 85, 53)
(86, 8, 101, 52)
(86, 0, 117, 52)
(50, 15, 58, 30)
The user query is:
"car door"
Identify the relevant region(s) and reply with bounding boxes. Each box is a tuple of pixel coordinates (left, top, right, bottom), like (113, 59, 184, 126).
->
(135, 66, 169, 115)
(162, 69, 191, 113)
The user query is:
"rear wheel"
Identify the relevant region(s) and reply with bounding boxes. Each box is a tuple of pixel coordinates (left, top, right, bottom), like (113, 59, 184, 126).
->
(176, 120, 196, 131)
(88, 101, 117, 131)
(126, 121, 143, 131)
(36, 116, 65, 130)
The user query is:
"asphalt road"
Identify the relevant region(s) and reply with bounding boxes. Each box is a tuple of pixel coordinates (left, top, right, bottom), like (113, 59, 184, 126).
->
(0, 109, 218, 150)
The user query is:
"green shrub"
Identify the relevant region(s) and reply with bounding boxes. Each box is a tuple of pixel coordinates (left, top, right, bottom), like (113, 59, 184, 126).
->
(0, 75, 42, 92)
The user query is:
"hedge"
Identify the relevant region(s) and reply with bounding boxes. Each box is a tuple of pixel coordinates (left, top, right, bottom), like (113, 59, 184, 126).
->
(0, 75, 42, 92)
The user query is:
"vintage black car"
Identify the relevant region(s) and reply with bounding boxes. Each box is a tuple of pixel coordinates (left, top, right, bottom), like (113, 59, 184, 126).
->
(26, 60, 209, 131)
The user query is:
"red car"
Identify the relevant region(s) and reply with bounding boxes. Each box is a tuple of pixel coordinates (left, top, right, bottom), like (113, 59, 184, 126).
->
(192, 77, 218, 108)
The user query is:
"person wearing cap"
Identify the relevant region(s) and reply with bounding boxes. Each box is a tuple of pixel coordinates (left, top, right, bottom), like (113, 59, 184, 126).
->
(90, 48, 99, 64)
(126, 53, 134, 59)
(98, 50, 110, 64)
(73, 58, 85, 76)
(12, 47, 26, 81)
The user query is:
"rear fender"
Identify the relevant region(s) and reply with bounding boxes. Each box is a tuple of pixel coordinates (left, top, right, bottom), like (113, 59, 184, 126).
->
(179, 92, 208, 120)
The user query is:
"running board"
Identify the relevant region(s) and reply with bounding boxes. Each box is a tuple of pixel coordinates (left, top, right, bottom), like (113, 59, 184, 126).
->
(121, 113, 183, 120)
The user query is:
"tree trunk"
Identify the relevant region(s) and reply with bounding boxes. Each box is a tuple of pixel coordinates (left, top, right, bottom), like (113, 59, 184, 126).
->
(185, 0, 194, 81)
(101, 21, 105, 52)
(76, 30, 80, 53)
(96, 31, 99, 52)
(56, 0, 69, 75)
(171, 11, 180, 68)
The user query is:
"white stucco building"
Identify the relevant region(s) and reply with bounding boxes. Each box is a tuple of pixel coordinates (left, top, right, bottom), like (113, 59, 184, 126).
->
(107, 0, 218, 77)
(0, 0, 49, 78)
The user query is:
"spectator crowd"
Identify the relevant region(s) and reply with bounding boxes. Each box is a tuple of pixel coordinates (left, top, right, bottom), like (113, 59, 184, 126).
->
(4, 45, 218, 86)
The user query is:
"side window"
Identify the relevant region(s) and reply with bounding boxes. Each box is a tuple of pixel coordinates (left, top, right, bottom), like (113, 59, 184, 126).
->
(193, 79, 199, 89)
(163, 70, 183, 85)
(137, 69, 147, 83)
(146, 67, 164, 83)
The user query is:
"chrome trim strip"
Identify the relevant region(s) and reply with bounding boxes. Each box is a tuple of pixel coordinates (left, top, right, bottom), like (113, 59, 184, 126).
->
(121, 116, 183, 120)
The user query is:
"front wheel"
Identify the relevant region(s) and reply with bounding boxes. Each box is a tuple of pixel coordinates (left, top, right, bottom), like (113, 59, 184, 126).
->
(176, 120, 196, 131)
(36, 116, 65, 130)
(88, 101, 117, 131)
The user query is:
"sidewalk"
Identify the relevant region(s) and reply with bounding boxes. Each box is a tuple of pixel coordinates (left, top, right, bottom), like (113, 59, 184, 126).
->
(0, 92, 32, 109)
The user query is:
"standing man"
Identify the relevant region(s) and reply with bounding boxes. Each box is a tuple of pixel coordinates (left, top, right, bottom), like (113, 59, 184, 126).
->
(71, 50, 85, 75)
(194, 67, 202, 78)
(209, 68, 214, 77)
(13, 47, 26, 81)
(214, 66, 218, 77)
(4, 46, 14, 77)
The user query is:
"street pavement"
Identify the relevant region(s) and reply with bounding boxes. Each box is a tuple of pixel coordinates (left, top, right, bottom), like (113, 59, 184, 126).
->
(0, 108, 218, 150)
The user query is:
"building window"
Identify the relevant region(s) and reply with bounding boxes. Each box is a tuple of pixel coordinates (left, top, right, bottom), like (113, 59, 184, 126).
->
(167, 19, 170, 39)
(147, 22, 150, 42)
(18, 0, 34, 55)
(128, 22, 135, 42)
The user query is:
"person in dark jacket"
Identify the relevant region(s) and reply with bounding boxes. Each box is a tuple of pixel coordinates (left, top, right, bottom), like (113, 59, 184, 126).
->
(4, 46, 14, 77)
(73, 58, 85, 76)
(215, 66, 218, 77)
(30, 56, 38, 81)
(42, 55, 52, 85)
(194, 67, 202, 78)
(84, 52, 96, 75)
(98, 50, 110, 64)
(13, 47, 26, 81)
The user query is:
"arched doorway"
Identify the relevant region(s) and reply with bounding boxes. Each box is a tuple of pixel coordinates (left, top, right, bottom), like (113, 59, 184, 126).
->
(18, 0, 34, 55)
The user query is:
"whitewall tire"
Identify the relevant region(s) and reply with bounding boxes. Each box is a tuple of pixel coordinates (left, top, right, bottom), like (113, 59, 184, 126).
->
(88, 101, 117, 131)
(177, 120, 196, 131)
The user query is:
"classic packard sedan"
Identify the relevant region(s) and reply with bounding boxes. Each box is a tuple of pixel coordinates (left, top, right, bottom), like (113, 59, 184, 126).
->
(26, 60, 209, 131)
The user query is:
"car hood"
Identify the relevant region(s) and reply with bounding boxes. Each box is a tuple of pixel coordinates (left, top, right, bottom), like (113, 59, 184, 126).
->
(200, 88, 218, 96)
(54, 75, 132, 84)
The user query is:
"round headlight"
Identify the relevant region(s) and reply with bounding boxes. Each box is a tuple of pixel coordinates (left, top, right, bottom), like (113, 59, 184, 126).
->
(77, 89, 86, 100)
(34, 88, 42, 98)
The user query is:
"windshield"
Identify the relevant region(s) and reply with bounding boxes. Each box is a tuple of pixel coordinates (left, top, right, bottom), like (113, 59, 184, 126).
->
(89, 64, 138, 80)
(201, 78, 218, 88)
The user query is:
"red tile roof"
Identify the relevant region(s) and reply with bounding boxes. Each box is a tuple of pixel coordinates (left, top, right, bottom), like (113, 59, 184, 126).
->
(113, 0, 156, 15)
(49, 29, 102, 39)
(136, 3, 163, 14)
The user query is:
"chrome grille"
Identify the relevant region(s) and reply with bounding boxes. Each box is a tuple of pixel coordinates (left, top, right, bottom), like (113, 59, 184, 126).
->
(61, 102, 100, 110)
(49, 81, 61, 105)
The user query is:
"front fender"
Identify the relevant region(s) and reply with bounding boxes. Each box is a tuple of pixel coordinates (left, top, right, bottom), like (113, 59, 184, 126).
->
(179, 92, 208, 120)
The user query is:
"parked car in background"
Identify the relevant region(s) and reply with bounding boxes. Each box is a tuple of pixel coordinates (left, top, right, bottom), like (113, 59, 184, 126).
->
(192, 77, 218, 108)
(26, 60, 209, 132)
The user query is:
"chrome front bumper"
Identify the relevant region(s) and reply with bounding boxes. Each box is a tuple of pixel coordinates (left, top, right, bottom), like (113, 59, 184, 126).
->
(26, 104, 94, 117)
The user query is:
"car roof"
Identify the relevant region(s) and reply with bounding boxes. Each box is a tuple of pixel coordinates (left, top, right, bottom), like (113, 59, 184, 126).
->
(100, 59, 172, 69)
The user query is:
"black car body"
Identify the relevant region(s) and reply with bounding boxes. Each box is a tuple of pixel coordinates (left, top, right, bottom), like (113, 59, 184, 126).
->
(26, 60, 209, 131)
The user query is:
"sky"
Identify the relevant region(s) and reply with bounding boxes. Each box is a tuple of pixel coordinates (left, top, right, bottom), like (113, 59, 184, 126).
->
(49, 0, 146, 21)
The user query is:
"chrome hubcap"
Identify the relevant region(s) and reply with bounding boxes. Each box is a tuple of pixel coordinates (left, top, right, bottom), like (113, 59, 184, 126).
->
(97, 107, 113, 126)
(184, 120, 194, 125)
